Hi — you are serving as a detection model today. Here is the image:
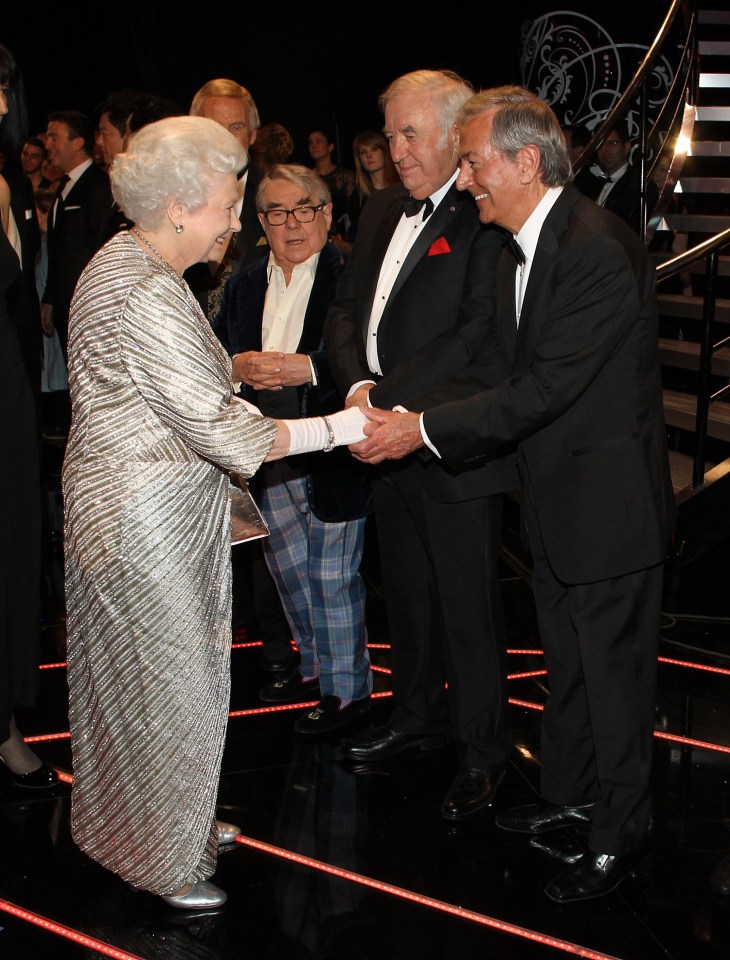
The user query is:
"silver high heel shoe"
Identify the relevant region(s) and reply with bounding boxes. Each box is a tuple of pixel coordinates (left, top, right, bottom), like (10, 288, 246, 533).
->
(216, 820, 241, 845)
(162, 880, 227, 910)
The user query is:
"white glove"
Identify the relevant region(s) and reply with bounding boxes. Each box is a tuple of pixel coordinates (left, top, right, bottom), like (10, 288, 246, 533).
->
(283, 407, 368, 455)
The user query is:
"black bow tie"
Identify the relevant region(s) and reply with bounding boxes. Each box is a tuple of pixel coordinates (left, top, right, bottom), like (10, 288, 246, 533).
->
(505, 233, 525, 265)
(402, 195, 434, 219)
(598, 174, 613, 183)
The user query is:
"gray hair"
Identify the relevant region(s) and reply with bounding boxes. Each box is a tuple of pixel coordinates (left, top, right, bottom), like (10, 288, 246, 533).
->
(110, 115, 246, 229)
(458, 85, 571, 187)
(379, 69, 474, 149)
(256, 163, 331, 210)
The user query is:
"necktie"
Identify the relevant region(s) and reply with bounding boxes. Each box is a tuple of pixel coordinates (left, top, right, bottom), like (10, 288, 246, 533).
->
(402, 195, 434, 220)
(505, 233, 525, 265)
(53, 175, 71, 225)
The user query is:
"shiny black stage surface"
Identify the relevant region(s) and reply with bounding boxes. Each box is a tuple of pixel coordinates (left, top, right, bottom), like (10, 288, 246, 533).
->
(1, 459, 729, 959)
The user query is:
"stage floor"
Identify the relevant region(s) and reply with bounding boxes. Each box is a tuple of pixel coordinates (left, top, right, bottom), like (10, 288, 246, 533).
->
(1, 465, 729, 960)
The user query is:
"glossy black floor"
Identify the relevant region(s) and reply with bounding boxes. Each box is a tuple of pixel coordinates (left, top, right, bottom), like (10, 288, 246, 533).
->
(1, 436, 729, 960)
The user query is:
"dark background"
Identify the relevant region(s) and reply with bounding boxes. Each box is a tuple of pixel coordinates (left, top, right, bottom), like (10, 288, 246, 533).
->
(4, 2, 668, 166)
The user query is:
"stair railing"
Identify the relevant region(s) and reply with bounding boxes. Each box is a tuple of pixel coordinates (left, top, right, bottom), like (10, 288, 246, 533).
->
(657, 228, 730, 487)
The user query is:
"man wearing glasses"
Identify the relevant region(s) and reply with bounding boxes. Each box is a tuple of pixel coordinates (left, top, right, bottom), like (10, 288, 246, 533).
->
(580, 119, 658, 235)
(212, 164, 374, 736)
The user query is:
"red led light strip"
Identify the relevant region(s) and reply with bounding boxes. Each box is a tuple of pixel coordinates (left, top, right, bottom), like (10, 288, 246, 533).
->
(658, 656, 730, 677)
(0, 899, 145, 960)
(228, 690, 393, 718)
(654, 730, 730, 754)
(508, 669, 548, 680)
(234, 835, 621, 960)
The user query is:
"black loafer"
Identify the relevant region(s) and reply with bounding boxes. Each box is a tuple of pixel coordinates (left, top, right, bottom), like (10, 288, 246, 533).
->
(259, 670, 320, 704)
(496, 800, 595, 835)
(8, 763, 59, 790)
(544, 844, 650, 902)
(441, 766, 505, 821)
(711, 852, 730, 896)
(342, 725, 449, 762)
(294, 696, 372, 735)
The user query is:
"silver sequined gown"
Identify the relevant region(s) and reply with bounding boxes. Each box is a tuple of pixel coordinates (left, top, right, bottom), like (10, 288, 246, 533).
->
(62, 231, 277, 895)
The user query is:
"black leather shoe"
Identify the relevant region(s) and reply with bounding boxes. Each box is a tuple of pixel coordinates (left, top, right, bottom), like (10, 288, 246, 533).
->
(259, 670, 320, 704)
(495, 800, 595, 835)
(441, 766, 505, 821)
(260, 641, 298, 674)
(342, 725, 449, 762)
(294, 696, 372, 735)
(710, 852, 730, 895)
(8, 763, 59, 790)
(544, 845, 650, 902)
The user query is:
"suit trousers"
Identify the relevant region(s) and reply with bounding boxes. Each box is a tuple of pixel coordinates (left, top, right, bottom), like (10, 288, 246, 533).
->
(259, 461, 372, 702)
(372, 462, 512, 770)
(522, 478, 662, 855)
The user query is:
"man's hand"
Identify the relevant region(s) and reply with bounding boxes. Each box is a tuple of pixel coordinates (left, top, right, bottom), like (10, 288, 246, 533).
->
(345, 384, 372, 409)
(41, 303, 55, 337)
(233, 351, 312, 390)
(349, 407, 424, 463)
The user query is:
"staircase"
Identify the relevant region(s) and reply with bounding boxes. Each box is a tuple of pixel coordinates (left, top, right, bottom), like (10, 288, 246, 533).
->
(655, 7, 730, 565)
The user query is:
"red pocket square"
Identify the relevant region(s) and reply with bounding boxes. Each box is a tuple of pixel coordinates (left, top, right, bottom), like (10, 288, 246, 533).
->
(428, 236, 451, 256)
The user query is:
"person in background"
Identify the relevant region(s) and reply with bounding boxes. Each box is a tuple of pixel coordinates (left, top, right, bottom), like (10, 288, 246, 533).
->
(346, 130, 398, 244)
(355, 86, 675, 903)
(21, 137, 52, 191)
(250, 122, 294, 174)
(41, 109, 123, 361)
(307, 127, 354, 243)
(214, 164, 373, 735)
(0, 42, 59, 793)
(63, 115, 368, 911)
(189, 78, 292, 675)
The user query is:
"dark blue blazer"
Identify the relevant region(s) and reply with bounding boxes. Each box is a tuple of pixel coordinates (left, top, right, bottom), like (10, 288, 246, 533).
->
(213, 242, 372, 522)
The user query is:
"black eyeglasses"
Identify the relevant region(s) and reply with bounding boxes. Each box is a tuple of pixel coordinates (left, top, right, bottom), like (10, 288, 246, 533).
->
(261, 204, 324, 226)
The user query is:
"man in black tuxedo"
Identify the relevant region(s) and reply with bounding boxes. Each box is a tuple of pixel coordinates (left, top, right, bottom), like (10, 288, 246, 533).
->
(189, 78, 291, 672)
(187, 78, 269, 321)
(325, 70, 516, 821)
(575, 119, 658, 235)
(41, 110, 121, 359)
(355, 87, 675, 902)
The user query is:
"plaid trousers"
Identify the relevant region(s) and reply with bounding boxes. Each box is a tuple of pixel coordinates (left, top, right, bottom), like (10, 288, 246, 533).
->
(259, 461, 372, 701)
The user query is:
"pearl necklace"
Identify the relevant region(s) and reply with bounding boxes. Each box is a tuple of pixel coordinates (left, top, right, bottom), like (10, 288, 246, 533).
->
(131, 226, 180, 275)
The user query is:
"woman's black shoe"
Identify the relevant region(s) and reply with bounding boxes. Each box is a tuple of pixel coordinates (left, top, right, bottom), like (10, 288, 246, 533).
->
(7, 762, 59, 790)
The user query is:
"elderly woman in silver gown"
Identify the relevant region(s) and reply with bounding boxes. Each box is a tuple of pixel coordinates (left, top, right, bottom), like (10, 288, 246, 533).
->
(62, 116, 366, 911)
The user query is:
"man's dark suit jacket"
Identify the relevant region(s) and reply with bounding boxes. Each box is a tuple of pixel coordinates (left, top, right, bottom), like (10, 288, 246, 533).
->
(213, 242, 371, 523)
(325, 181, 518, 501)
(424, 184, 676, 584)
(43, 162, 121, 351)
(573, 164, 658, 236)
(185, 163, 269, 314)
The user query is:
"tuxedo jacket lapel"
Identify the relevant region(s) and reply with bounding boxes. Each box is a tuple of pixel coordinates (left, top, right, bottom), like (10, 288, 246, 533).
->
(386, 185, 459, 309)
(497, 247, 518, 363)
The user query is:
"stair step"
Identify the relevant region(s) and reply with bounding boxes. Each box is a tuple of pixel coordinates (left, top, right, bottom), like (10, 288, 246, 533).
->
(663, 390, 730, 441)
(664, 213, 730, 232)
(699, 10, 730, 25)
(695, 106, 730, 121)
(677, 177, 730, 192)
(700, 73, 730, 88)
(688, 142, 730, 156)
(699, 41, 730, 56)
(657, 294, 730, 323)
(658, 338, 730, 375)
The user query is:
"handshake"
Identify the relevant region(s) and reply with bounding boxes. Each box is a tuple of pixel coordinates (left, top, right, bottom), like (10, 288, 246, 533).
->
(285, 406, 425, 463)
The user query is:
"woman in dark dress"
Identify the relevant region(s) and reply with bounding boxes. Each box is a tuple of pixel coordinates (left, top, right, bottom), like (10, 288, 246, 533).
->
(0, 44, 58, 789)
